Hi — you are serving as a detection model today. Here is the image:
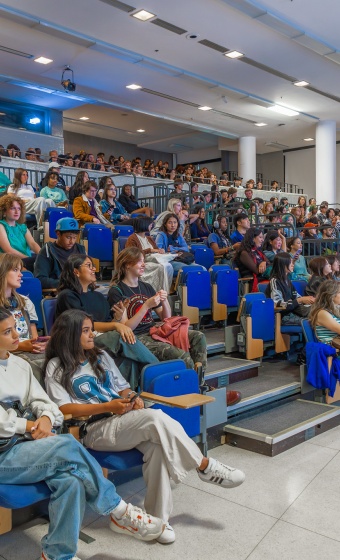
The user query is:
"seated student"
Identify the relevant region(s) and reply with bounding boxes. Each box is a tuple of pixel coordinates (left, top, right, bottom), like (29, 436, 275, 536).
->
(155, 213, 192, 273)
(302, 221, 321, 258)
(265, 252, 314, 325)
(56, 253, 158, 389)
(108, 247, 207, 371)
(242, 188, 253, 211)
(39, 171, 68, 207)
(168, 178, 188, 205)
(310, 280, 340, 342)
(151, 198, 189, 239)
(207, 215, 236, 261)
(100, 181, 135, 224)
(233, 227, 269, 291)
(263, 230, 286, 263)
(320, 223, 337, 253)
(118, 184, 154, 217)
(34, 217, 85, 289)
(190, 207, 210, 241)
(0, 195, 41, 272)
(327, 254, 340, 281)
(230, 212, 250, 244)
(44, 309, 245, 545)
(7, 168, 55, 228)
(73, 180, 114, 228)
(68, 170, 89, 204)
(0, 311, 164, 560)
(126, 217, 173, 292)
(287, 236, 310, 282)
(305, 256, 332, 297)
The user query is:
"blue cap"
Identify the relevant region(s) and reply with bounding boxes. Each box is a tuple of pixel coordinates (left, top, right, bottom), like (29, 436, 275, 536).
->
(55, 217, 80, 232)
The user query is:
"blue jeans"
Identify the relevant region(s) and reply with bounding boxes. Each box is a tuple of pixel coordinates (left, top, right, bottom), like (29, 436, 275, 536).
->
(0, 434, 121, 560)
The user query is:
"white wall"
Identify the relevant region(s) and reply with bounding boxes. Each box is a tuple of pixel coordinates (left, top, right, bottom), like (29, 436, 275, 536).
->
(284, 148, 315, 200)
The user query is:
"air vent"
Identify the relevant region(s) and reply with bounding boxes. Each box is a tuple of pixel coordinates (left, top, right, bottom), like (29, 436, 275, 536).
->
(0, 45, 33, 58)
(212, 109, 257, 124)
(265, 141, 289, 149)
(141, 88, 198, 107)
(198, 39, 228, 53)
(305, 85, 340, 104)
(98, 0, 135, 12)
(241, 57, 296, 82)
(151, 19, 187, 35)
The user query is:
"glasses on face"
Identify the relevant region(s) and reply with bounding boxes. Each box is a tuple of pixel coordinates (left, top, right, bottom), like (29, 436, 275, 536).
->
(108, 188, 116, 192)
(89, 190, 97, 195)
(80, 263, 96, 270)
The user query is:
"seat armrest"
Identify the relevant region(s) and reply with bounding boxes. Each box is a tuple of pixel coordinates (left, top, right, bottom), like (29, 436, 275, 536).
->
(139, 392, 215, 408)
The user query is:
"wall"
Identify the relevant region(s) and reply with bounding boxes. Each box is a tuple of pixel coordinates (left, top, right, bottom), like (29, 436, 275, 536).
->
(257, 151, 284, 184)
(284, 148, 315, 199)
(63, 131, 173, 166)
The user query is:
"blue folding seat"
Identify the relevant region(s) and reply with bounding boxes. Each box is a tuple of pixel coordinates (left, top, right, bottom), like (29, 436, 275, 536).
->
(17, 277, 44, 330)
(41, 297, 57, 335)
(113, 224, 134, 238)
(44, 208, 73, 242)
(239, 293, 275, 359)
(210, 265, 239, 323)
(292, 279, 307, 296)
(190, 245, 214, 270)
(176, 265, 212, 325)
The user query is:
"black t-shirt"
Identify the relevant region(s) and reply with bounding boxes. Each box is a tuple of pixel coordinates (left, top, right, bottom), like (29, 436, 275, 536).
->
(56, 289, 112, 322)
(108, 280, 157, 336)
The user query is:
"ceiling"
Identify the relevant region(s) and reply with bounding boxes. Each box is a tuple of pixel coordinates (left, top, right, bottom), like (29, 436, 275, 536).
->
(1, 0, 340, 155)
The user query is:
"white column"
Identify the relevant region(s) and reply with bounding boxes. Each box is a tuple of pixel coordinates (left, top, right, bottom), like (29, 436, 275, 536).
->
(316, 120, 336, 203)
(238, 136, 256, 186)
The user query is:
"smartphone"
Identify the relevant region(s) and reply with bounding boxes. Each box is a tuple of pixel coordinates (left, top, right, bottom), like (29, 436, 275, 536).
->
(129, 392, 140, 403)
(294, 247, 302, 260)
(37, 336, 49, 343)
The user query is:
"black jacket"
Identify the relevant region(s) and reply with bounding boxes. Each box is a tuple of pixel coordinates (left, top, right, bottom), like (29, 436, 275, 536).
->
(34, 241, 86, 289)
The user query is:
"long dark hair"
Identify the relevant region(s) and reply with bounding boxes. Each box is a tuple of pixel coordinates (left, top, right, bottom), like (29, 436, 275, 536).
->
(121, 184, 136, 202)
(236, 227, 263, 254)
(133, 216, 153, 233)
(263, 230, 280, 252)
(195, 207, 209, 235)
(58, 254, 95, 294)
(309, 256, 331, 278)
(43, 310, 105, 394)
(269, 252, 292, 282)
(160, 213, 180, 239)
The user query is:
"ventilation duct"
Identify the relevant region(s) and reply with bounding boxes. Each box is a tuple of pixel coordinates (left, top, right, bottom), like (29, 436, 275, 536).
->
(150, 19, 187, 35)
(98, 0, 135, 12)
(0, 45, 33, 58)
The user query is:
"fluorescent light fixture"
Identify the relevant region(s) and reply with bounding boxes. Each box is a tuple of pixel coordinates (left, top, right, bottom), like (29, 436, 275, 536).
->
(79, 116, 89, 120)
(294, 80, 309, 87)
(0, 112, 5, 116)
(29, 117, 41, 124)
(304, 137, 314, 141)
(131, 9, 155, 21)
(198, 106, 212, 111)
(267, 105, 299, 116)
(137, 129, 145, 132)
(34, 56, 53, 64)
(255, 122, 267, 127)
(224, 50, 244, 59)
(126, 84, 142, 90)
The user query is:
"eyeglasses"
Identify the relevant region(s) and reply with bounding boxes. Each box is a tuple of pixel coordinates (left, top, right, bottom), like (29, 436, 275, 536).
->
(80, 263, 96, 269)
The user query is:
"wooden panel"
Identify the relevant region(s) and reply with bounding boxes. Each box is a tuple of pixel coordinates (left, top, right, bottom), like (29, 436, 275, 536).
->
(245, 316, 263, 360)
(212, 284, 227, 321)
(275, 312, 290, 353)
(140, 392, 215, 408)
(0, 507, 12, 535)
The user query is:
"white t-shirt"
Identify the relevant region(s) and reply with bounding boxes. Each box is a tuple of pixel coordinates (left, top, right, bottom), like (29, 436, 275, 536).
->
(136, 233, 154, 251)
(7, 184, 35, 200)
(45, 350, 130, 408)
(10, 296, 38, 340)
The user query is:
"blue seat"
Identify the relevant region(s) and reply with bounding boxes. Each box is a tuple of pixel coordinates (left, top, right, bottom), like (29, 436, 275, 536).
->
(21, 270, 34, 278)
(178, 265, 212, 325)
(292, 280, 307, 296)
(190, 245, 214, 270)
(114, 236, 129, 264)
(258, 282, 269, 294)
(301, 319, 318, 343)
(210, 265, 239, 322)
(239, 293, 275, 359)
(44, 208, 73, 241)
(17, 277, 43, 330)
(113, 224, 134, 238)
(41, 297, 57, 335)
(87, 227, 113, 263)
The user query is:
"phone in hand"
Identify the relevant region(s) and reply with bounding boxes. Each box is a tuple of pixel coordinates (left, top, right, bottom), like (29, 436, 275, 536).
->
(129, 392, 140, 403)
(36, 336, 49, 343)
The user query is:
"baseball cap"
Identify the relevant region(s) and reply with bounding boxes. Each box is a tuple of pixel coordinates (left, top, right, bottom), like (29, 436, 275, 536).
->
(48, 162, 61, 169)
(55, 217, 80, 232)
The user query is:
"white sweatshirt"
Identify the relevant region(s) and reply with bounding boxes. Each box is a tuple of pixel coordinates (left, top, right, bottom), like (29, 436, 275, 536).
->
(0, 353, 63, 438)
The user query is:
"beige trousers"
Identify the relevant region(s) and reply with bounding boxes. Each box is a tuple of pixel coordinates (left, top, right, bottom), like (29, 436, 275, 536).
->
(84, 408, 203, 521)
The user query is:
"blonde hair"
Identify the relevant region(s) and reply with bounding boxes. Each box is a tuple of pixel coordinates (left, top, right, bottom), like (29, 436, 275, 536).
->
(309, 280, 340, 327)
(167, 198, 182, 213)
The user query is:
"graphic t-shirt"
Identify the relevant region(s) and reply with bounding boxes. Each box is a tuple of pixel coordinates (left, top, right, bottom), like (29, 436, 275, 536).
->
(9, 296, 38, 340)
(107, 280, 157, 336)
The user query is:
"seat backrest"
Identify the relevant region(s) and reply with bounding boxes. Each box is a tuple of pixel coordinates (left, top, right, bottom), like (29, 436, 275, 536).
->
(82, 223, 104, 239)
(179, 264, 206, 284)
(17, 277, 43, 330)
(141, 359, 187, 390)
(21, 270, 34, 278)
(118, 236, 129, 252)
(302, 319, 318, 343)
(215, 269, 239, 307)
(190, 246, 214, 270)
(250, 299, 275, 341)
(210, 264, 231, 282)
(292, 280, 307, 296)
(87, 227, 113, 261)
(186, 269, 212, 310)
(257, 282, 268, 294)
(114, 224, 134, 238)
(41, 298, 57, 335)
(244, 292, 266, 315)
(48, 209, 73, 239)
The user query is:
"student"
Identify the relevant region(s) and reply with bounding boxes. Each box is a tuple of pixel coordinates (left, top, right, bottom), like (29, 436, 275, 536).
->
(327, 254, 340, 281)
(73, 180, 114, 228)
(305, 257, 332, 297)
(233, 228, 269, 291)
(310, 280, 340, 343)
(0, 308, 164, 560)
(39, 172, 68, 207)
(155, 213, 191, 272)
(230, 213, 250, 244)
(7, 168, 55, 228)
(287, 236, 310, 282)
(44, 309, 245, 545)
(263, 230, 286, 263)
(190, 207, 210, 241)
(100, 181, 135, 225)
(207, 215, 236, 261)
(151, 199, 188, 239)
(118, 184, 154, 217)
(108, 247, 207, 371)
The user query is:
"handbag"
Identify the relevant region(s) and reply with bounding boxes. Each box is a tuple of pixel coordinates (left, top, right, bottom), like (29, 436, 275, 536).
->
(0, 401, 36, 454)
(173, 251, 195, 265)
(331, 337, 340, 350)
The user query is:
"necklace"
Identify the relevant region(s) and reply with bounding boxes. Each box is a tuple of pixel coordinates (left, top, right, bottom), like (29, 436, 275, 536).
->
(123, 281, 145, 305)
(0, 353, 9, 372)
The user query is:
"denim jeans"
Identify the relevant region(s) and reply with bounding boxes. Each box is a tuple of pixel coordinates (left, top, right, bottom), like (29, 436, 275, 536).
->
(0, 434, 121, 560)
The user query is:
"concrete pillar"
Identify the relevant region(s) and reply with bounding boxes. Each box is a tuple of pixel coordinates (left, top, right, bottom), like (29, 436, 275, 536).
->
(316, 120, 336, 203)
(238, 136, 256, 186)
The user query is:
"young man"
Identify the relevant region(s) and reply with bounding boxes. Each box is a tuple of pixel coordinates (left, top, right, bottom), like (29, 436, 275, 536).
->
(242, 188, 253, 211)
(34, 217, 85, 289)
(230, 213, 250, 243)
(169, 179, 187, 203)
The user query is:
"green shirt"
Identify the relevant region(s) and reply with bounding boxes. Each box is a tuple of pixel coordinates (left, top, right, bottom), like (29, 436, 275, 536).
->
(40, 186, 67, 204)
(0, 220, 30, 256)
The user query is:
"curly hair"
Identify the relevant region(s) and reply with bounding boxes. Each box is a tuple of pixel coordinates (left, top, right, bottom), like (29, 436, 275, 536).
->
(236, 227, 263, 254)
(0, 194, 26, 224)
(309, 280, 340, 327)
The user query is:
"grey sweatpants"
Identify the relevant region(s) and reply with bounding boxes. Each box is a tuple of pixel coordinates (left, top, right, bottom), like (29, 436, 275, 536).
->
(83, 408, 203, 521)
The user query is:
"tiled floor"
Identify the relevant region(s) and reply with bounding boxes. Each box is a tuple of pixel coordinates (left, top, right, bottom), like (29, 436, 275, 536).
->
(2, 426, 340, 560)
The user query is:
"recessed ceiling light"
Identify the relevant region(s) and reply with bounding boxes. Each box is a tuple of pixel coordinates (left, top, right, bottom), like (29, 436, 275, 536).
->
(267, 105, 299, 117)
(198, 106, 212, 111)
(294, 80, 309, 87)
(0, 112, 5, 116)
(126, 84, 142, 90)
(304, 137, 314, 141)
(255, 122, 267, 127)
(224, 50, 244, 59)
(34, 56, 53, 64)
(137, 129, 145, 132)
(131, 9, 155, 21)
(79, 116, 89, 120)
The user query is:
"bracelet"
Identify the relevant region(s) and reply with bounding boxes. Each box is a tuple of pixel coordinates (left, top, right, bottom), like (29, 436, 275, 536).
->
(127, 391, 136, 399)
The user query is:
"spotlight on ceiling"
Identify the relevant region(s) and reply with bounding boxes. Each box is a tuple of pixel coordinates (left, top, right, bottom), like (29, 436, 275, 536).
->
(61, 66, 76, 92)
(254, 123, 267, 127)
(294, 80, 309, 87)
(126, 84, 142, 90)
(198, 106, 212, 111)
(224, 50, 244, 59)
(303, 137, 314, 141)
(34, 56, 53, 65)
(267, 105, 299, 117)
(131, 9, 155, 21)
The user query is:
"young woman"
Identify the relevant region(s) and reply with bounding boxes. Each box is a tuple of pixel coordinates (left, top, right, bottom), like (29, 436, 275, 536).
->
(73, 180, 114, 228)
(39, 172, 68, 207)
(265, 252, 314, 325)
(327, 254, 340, 281)
(233, 228, 269, 291)
(151, 198, 187, 239)
(190, 207, 210, 241)
(7, 168, 55, 227)
(0, 195, 41, 272)
(305, 257, 332, 296)
(155, 213, 191, 272)
(99, 182, 134, 225)
(263, 230, 286, 263)
(56, 254, 158, 389)
(44, 309, 244, 545)
(0, 312, 164, 560)
(69, 170, 90, 204)
(118, 184, 154, 217)
(298, 196, 307, 211)
(108, 247, 207, 371)
(302, 222, 321, 256)
(207, 215, 235, 261)
(310, 280, 340, 343)
(287, 236, 310, 282)
(125, 217, 173, 292)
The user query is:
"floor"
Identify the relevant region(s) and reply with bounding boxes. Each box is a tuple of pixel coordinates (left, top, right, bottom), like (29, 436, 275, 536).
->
(2, 424, 340, 560)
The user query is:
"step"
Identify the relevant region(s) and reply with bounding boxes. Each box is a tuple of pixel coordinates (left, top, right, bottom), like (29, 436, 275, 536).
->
(204, 328, 225, 355)
(205, 355, 259, 386)
(224, 399, 340, 456)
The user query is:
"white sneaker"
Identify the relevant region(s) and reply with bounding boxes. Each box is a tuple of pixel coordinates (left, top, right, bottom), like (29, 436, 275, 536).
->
(197, 458, 245, 488)
(157, 523, 176, 544)
(110, 503, 164, 541)
(42, 554, 81, 560)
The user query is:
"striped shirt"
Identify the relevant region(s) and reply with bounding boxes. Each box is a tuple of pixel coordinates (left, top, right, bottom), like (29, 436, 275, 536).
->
(315, 312, 340, 343)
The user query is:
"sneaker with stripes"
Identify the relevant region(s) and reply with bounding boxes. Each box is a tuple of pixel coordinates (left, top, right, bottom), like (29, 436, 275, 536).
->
(197, 458, 245, 488)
